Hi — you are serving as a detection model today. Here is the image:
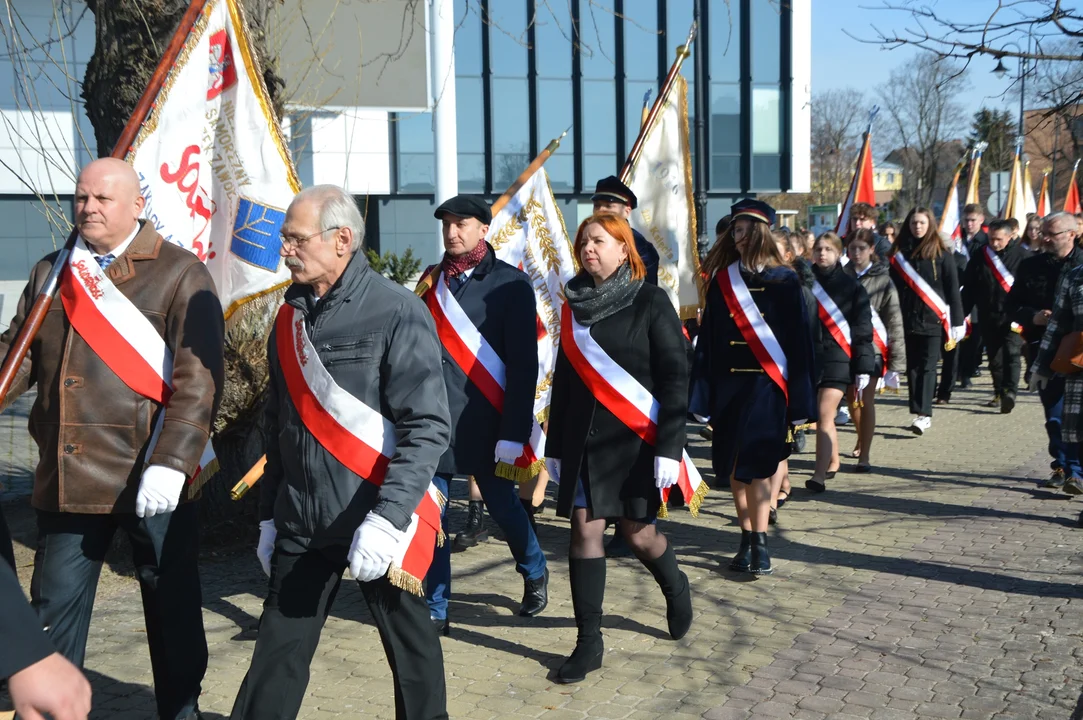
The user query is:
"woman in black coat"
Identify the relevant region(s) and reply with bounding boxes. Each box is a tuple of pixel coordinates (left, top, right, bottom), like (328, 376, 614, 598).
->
(691, 199, 816, 576)
(889, 207, 965, 435)
(806, 232, 874, 492)
(546, 214, 692, 684)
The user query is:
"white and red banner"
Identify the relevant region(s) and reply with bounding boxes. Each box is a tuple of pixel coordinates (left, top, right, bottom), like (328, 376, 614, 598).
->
(870, 307, 889, 376)
(1037, 172, 1052, 217)
(811, 279, 852, 358)
(891, 253, 952, 339)
(982, 245, 1015, 294)
(59, 238, 216, 491)
(559, 304, 706, 516)
(1066, 161, 1081, 215)
(715, 262, 789, 401)
(835, 130, 876, 235)
(425, 270, 546, 480)
(940, 164, 964, 252)
(126, 0, 300, 323)
(274, 305, 442, 594)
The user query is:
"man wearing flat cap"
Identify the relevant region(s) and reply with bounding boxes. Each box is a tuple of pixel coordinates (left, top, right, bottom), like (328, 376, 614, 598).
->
(420, 194, 549, 632)
(592, 175, 660, 286)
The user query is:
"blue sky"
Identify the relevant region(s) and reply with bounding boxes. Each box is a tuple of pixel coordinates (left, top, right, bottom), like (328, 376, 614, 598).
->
(812, 0, 1017, 120)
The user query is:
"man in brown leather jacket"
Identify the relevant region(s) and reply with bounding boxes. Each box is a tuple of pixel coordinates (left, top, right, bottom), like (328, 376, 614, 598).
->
(0, 157, 224, 720)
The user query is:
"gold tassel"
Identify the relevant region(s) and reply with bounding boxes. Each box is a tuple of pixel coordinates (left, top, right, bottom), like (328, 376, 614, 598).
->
(656, 501, 670, 520)
(386, 563, 424, 597)
(436, 530, 446, 548)
(185, 459, 220, 501)
(686, 481, 709, 518)
(494, 459, 545, 483)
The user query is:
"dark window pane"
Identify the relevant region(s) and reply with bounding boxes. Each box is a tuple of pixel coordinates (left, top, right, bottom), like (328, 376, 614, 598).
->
(534, 1, 572, 78)
(752, 86, 781, 153)
(545, 154, 575, 193)
(579, 1, 616, 79)
(584, 154, 618, 186)
(454, 0, 483, 76)
(395, 112, 432, 154)
(753, 155, 782, 191)
(581, 80, 616, 154)
(398, 153, 434, 193)
(709, 1, 740, 83)
(623, 7, 658, 81)
(710, 83, 740, 154)
(538, 78, 573, 147)
(489, 0, 528, 77)
(492, 78, 530, 188)
(456, 76, 484, 153)
(751, 1, 781, 83)
(710, 155, 741, 190)
(459, 153, 485, 192)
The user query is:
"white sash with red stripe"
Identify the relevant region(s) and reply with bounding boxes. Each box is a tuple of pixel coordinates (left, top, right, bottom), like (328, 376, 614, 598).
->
(811, 278, 852, 358)
(870, 307, 889, 376)
(982, 245, 1015, 293)
(424, 270, 546, 480)
(559, 304, 706, 517)
(890, 252, 952, 339)
(715, 262, 789, 401)
(58, 238, 215, 486)
(274, 305, 443, 595)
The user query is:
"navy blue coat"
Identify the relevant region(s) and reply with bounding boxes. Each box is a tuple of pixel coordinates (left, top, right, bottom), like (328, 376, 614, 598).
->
(430, 246, 539, 476)
(632, 228, 660, 286)
(690, 264, 817, 480)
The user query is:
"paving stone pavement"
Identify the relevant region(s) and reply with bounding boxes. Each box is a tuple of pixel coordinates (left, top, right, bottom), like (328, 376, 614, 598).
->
(3, 377, 1082, 719)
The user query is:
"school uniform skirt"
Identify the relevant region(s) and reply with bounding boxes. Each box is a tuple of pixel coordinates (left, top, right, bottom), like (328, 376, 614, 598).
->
(711, 374, 791, 482)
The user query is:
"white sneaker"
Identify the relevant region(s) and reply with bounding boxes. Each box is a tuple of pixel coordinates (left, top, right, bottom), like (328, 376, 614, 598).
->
(835, 405, 851, 425)
(909, 415, 932, 435)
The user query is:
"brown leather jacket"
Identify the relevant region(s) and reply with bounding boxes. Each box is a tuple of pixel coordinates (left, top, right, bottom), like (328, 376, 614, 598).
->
(0, 222, 224, 513)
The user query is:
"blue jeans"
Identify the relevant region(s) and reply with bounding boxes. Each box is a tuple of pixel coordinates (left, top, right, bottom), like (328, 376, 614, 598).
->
(1040, 374, 1082, 477)
(425, 470, 547, 620)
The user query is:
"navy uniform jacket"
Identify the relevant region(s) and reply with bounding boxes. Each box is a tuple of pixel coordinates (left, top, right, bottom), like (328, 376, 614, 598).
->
(428, 246, 539, 476)
(962, 239, 1027, 329)
(632, 228, 660, 286)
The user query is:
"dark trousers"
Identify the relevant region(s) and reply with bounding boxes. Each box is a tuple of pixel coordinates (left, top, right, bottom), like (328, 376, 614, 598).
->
(906, 333, 941, 416)
(31, 504, 206, 719)
(231, 543, 447, 720)
(959, 320, 984, 377)
(1040, 375, 1082, 478)
(0, 506, 14, 571)
(937, 344, 959, 401)
(984, 326, 1024, 399)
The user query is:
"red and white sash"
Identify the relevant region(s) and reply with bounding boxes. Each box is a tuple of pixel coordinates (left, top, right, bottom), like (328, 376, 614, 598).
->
(870, 308, 889, 376)
(811, 278, 852, 358)
(559, 304, 707, 516)
(58, 238, 215, 485)
(890, 252, 952, 338)
(715, 262, 789, 401)
(424, 270, 545, 480)
(982, 245, 1015, 294)
(274, 305, 443, 594)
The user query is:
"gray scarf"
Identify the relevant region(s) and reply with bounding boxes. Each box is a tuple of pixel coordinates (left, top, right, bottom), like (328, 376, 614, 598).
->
(563, 263, 643, 327)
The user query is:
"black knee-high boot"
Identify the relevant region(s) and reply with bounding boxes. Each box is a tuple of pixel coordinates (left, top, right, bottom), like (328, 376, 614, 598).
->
(641, 543, 693, 640)
(557, 557, 605, 683)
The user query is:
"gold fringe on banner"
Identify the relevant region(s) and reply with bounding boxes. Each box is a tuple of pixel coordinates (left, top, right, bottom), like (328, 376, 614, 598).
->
(185, 458, 221, 501)
(686, 480, 708, 517)
(494, 459, 545, 483)
(386, 563, 424, 597)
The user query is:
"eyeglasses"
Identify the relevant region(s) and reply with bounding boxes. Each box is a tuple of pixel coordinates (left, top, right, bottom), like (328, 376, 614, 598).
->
(1043, 228, 1074, 239)
(279, 226, 341, 250)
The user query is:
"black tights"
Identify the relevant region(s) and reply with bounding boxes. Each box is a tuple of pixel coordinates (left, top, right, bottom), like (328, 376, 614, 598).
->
(569, 508, 668, 561)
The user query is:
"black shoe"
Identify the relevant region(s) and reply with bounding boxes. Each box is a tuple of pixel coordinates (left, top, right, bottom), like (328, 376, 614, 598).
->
(454, 500, 488, 550)
(557, 557, 605, 683)
(1001, 395, 1016, 414)
(729, 529, 752, 571)
(792, 430, 807, 454)
(972, 368, 982, 378)
(825, 470, 837, 480)
(605, 529, 632, 558)
(519, 569, 549, 617)
(749, 531, 773, 576)
(805, 478, 826, 493)
(985, 396, 1000, 408)
(768, 507, 778, 525)
(431, 617, 450, 636)
(698, 425, 713, 441)
(958, 379, 972, 389)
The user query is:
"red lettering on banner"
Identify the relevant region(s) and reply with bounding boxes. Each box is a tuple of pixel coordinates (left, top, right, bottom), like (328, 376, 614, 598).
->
(160, 144, 217, 262)
(295, 319, 309, 366)
(207, 30, 238, 101)
(72, 260, 105, 300)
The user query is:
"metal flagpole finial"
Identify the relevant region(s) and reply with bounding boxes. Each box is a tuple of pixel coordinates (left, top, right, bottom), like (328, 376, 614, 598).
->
(677, 20, 697, 58)
(976, 141, 988, 154)
(545, 125, 572, 153)
(866, 105, 880, 133)
(1075, 159, 1081, 172)
(642, 88, 653, 107)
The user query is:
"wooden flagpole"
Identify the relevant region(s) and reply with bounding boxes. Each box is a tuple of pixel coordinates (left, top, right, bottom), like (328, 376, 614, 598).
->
(0, 0, 210, 407)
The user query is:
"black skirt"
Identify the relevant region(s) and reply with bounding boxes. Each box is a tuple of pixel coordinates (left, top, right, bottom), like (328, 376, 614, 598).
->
(711, 375, 791, 482)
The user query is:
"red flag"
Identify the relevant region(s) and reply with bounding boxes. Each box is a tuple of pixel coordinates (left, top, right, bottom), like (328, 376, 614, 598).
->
(835, 132, 875, 235)
(1065, 161, 1081, 215)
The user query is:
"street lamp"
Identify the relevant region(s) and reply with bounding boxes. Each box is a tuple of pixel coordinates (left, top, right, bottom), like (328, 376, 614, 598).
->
(992, 58, 1009, 79)
(990, 29, 1033, 146)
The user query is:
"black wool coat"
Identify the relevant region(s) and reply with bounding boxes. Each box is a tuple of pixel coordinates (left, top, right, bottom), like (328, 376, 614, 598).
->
(1006, 246, 1083, 353)
(889, 241, 964, 337)
(811, 262, 875, 385)
(430, 246, 539, 476)
(548, 282, 687, 520)
(962, 239, 1027, 329)
(632, 227, 660, 286)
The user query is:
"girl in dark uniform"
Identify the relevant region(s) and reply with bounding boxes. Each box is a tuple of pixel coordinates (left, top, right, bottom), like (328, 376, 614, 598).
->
(546, 214, 693, 684)
(806, 232, 875, 492)
(691, 200, 816, 575)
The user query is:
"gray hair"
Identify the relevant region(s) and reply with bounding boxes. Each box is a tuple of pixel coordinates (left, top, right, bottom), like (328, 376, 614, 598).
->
(292, 184, 366, 251)
(1043, 211, 1076, 230)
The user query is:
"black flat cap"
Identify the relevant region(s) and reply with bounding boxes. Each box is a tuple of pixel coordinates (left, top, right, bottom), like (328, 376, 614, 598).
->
(434, 194, 492, 224)
(591, 175, 638, 209)
(730, 198, 776, 227)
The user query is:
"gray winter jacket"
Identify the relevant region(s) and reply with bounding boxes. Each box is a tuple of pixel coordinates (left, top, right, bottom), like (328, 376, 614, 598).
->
(846, 261, 907, 374)
(260, 252, 451, 549)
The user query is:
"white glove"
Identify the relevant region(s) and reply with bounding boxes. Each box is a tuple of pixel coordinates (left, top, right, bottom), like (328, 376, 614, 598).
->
(1030, 373, 1049, 392)
(884, 371, 900, 390)
(791, 418, 808, 426)
(654, 456, 680, 490)
(692, 413, 709, 423)
(952, 325, 967, 343)
(855, 374, 871, 393)
(545, 457, 562, 484)
(348, 513, 406, 583)
(494, 440, 525, 465)
(135, 465, 187, 518)
(257, 519, 276, 577)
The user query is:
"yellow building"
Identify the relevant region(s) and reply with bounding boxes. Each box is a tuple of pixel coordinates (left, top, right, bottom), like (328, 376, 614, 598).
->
(873, 161, 903, 206)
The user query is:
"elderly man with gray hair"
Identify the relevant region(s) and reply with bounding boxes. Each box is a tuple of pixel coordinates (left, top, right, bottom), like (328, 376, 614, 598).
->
(231, 185, 452, 720)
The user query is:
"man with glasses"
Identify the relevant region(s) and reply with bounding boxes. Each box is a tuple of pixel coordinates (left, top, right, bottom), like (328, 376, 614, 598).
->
(1009, 212, 1083, 492)
(231, 185, 451, 720)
